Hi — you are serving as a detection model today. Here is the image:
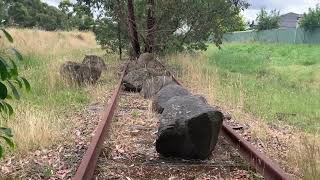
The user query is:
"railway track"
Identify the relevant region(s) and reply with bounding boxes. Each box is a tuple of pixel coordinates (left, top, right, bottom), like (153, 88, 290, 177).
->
(73, 62, 291, 180)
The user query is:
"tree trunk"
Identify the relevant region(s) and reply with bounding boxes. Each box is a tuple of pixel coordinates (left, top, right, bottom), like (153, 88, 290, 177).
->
(144, 0, 155, 53)
(117, 22, 122, 60)
(116, 0, 122, 60)
(127, 0, 140, 58)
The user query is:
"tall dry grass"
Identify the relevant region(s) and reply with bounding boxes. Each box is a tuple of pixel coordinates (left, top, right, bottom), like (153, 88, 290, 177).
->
(167, 52, 320, 179)
(0, 28, 114, 155)
(3, 28, 98, 55)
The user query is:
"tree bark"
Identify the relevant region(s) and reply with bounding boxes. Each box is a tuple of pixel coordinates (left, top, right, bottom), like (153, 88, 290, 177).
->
(116, 0, 122, 60)
(127, 0, 140, 58)
(144, 0, 155, 53)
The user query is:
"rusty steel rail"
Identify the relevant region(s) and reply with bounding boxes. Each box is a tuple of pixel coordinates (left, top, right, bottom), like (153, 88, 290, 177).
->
(164, 63, 291, 180)
(74, 60, 291, 180)
(73, 66, 127, 180)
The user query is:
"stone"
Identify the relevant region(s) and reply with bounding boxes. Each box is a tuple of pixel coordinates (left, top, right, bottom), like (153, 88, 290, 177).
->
(60, 61, 101, 85)
(137, 53, 154, 66)
(156, 95, 223, 159)
(152, 84, 191, 113)
(82, 55, 106, 70)
(140, 76, 175, 99)
(127, 53, 168, 76)
(123, 69, 150, 92)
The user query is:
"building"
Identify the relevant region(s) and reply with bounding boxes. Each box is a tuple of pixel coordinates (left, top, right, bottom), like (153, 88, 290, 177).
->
(279, 12, 303, 28)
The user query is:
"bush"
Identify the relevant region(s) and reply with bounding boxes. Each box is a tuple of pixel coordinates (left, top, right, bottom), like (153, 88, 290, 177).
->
(299, 5, 320, 31)
(256, 8, 280, 30)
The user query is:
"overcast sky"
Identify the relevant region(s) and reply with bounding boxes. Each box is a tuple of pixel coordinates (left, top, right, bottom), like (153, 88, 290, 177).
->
(44, 0, 320, 22)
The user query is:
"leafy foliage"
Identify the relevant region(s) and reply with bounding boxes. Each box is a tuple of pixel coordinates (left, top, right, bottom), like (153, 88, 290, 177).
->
(299, 5, 320, 31)
(0, 29, 30, 158)
(93, 0, 249, 54)
(256, 8, 280, 31)
(0, 0, 94, 31)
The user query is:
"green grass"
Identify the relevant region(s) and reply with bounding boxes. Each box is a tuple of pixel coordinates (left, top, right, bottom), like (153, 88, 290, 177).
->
(204, 43, 320, 133)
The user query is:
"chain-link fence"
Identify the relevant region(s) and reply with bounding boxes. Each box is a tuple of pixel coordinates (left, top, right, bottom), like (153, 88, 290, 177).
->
(223, 28, 320, 44)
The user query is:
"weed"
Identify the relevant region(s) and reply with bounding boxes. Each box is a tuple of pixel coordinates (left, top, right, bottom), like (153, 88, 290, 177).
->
(131, 110, 140, 118)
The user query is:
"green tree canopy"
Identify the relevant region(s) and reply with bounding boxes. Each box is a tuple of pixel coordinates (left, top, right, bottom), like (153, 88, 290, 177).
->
(256, 8, 280, 31)
(299, 5, 320, 31)
(0, 0, 93, 31)
(92, 0, 249, 54)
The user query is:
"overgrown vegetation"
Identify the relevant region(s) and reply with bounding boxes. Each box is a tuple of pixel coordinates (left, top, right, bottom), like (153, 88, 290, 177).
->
(0, 29, 30, 158)
(256, 8, 280, 30)
(205, 43, 319, 132)
(0, 29, 117, 155)
(0, 0, 94, 31)
(300, 5, 320, 31)
(168, 43, 320, 179)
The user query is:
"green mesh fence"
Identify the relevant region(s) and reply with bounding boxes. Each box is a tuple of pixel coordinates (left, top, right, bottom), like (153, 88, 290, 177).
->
(223, 28, 320, 44)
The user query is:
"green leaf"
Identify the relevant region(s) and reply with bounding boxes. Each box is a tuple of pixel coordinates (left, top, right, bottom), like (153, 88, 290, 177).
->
(1, 29, 13, 43)
(0, 127, 13, 137)
(3, 102, 13, 116)
(0, 136, 14, 148)
(11, 48, 23, 61)
(0, 82, 7, 99)
(0, 57, 9, 80)
(9, 59, 18, 77)
(7, 81, 20, 100)
(0, 145, 3, 158)
(21, 77, 31, 91)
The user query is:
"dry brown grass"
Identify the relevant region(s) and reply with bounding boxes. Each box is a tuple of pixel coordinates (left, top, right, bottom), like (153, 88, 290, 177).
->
(0, 28, 111, 155)
(167, 52, 320, 179)
(2, 28, 98, 55)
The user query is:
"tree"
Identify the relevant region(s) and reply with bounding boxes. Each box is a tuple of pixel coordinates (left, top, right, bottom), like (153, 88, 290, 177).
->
(93, 0, 249, 55)
(256, 8, 280, 30)
(127, 0, 140, 58)
(299, 5, 320, 31)
(144, 0, 155, 53)
(224, 14, 246, 32)
(0, 29, 30, 158)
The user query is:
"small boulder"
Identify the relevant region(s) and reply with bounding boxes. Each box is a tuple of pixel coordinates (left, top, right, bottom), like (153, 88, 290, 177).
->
(82, 55, 106, 70)
(156, 95, 223, 159)
(152, 84, 191, 113)
(137, 53, 154, 66)
(140, 76, 175, 99)
(60, 61, 101, 85)
(123, 69, 150, 92)
(127, 53, 168, 76)
(80, 65, 102, 84)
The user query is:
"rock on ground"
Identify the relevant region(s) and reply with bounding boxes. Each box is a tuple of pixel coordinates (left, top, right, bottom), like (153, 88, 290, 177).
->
(82, 55, 106, 70)
(140, 76, 175, 99)
(60, 61, 101, 85)
(156, 95, 224, 159)
(127, 53, 168, 76)
(152, 84, 191, 113)
(137, 53, 154, 65)
(123, 69, 150, 92)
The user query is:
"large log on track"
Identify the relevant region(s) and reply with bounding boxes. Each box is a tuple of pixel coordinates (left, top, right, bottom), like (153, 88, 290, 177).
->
(140, 76, 175, 99)
(123, 68, 150, 92)
(152, 84, 191, 113)
(156, 95, 224, 159)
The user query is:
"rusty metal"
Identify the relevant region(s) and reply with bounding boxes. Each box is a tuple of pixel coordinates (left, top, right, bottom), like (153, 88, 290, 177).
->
(160, 61, 291, 180)
(74, 59, 291, 180)
(73, 65, 127, 180)
(220, 123, 291, 180)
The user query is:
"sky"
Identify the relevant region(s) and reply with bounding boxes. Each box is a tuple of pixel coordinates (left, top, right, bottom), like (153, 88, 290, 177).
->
(43, 0, 320, 22)
(242, 0, 320, 22)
